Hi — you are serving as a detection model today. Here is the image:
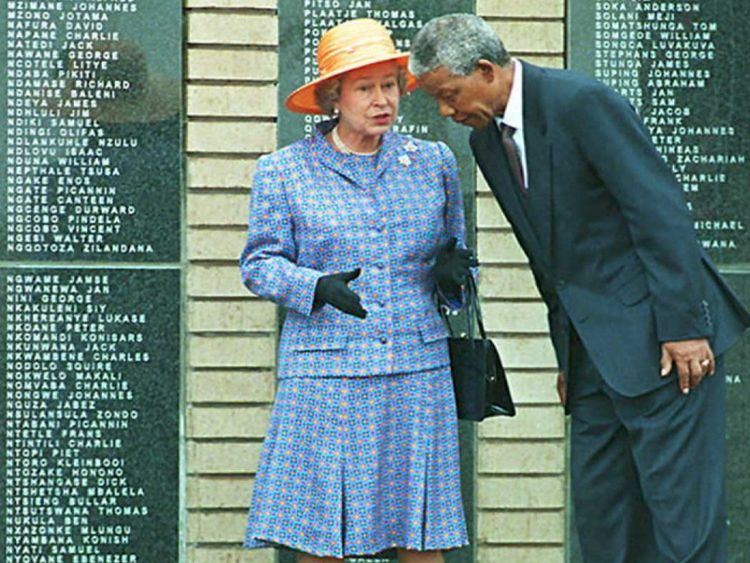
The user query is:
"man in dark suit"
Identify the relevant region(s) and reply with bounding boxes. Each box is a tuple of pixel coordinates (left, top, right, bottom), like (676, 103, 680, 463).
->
(410, 13, 750, 563)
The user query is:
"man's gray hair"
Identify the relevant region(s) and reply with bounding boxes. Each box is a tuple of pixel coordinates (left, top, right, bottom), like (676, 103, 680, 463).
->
(409, 13, 510, 77)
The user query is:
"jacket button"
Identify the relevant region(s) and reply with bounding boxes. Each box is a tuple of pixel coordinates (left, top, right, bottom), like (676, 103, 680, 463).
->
(556, 280, 566, 289)
(375, 261, 385, 270)
(379, 336, 388, 344)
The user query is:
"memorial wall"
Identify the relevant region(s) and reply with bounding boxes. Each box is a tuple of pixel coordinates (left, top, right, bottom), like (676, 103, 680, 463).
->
(13, 0, 748, 559)
(277, 1, 475, 561)
(569, 1, 749, 560)
(1, 1, 183, 561)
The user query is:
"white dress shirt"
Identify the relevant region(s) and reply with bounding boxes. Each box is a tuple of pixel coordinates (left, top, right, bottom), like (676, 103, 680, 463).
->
(495, 59, 528, 189)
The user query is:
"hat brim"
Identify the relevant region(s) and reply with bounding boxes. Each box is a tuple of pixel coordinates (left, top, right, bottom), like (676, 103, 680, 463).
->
(284, 53, 416, 115)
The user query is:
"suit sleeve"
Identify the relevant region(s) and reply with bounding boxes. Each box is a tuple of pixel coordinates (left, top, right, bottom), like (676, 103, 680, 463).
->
(568, 84, 711, 342)
(435, 141, 476, 310)
(239, 155, 325, 316)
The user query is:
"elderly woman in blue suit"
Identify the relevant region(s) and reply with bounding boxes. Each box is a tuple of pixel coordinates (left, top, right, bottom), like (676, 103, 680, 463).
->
(240, 18, 475, 563)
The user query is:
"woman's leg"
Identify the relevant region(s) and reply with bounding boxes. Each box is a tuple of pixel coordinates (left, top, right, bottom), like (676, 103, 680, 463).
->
(396, 549, 445, 563)
(297, 554, 343, 563)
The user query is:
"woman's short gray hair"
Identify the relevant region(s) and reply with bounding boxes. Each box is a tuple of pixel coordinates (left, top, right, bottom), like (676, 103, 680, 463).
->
(409, 13, 510, 77)
(314, 66, 409, 116)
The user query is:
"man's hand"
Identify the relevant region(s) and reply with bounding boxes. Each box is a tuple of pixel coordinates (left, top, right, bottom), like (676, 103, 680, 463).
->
(557, 372, 566, 407)
(660, 338, 715, 394)
(314, 268, 367, 319)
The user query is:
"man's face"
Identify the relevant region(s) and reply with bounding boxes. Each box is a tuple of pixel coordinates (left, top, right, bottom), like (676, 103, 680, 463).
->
(417, 64, 500, 129)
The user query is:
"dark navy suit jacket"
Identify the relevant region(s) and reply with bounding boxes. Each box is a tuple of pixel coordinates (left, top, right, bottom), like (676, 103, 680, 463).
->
(471, 62, 750, 396)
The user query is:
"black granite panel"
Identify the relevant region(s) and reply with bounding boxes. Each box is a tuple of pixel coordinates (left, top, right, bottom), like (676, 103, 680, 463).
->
(569, 3, 750, 559)
(0, 268, 181, 561)
(0, 1, 183, 559)
(0, 2, 183, 262)
(569, 0, 750, 267)
(724, 275, 750, 562)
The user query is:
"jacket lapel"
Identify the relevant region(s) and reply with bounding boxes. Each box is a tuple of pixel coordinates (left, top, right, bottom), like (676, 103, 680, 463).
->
(375, 130, 401, 178)
(313, 129, 363, 187)
(522, 63, 554, 270)
(471, 122, 549, 270)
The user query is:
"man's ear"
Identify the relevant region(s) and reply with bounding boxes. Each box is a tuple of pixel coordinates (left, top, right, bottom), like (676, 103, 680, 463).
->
(475, 59, 497, 82)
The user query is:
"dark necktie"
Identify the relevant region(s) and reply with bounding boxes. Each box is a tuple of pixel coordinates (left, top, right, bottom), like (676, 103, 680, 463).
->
(500, 123, 526, 192)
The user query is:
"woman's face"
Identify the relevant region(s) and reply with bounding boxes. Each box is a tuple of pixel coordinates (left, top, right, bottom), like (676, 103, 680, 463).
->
(336, 61, 401, 138)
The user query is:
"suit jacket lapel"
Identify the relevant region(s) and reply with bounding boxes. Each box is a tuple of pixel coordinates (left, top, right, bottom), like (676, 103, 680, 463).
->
(471, 122, 548, 270)
(521, 62, 554, 270)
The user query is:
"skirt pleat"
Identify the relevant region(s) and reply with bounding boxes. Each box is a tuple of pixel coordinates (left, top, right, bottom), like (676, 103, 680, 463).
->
(243, 366, 468, 557)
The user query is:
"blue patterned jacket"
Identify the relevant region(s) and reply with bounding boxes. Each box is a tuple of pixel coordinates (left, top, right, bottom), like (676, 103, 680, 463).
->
(240, 124, 469, 378)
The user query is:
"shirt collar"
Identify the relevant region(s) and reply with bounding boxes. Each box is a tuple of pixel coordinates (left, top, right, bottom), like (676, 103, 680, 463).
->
(499, 59, 524, 130)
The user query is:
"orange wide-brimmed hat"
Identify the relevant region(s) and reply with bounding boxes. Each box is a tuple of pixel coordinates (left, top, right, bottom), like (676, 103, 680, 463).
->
(285, 18, 416, 114)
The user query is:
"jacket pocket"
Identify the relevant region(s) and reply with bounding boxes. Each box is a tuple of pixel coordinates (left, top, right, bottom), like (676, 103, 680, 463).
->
(616, 273, 650, 306)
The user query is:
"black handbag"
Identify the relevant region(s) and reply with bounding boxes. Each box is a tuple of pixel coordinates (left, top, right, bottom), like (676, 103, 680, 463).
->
(439, 277, 516, 421)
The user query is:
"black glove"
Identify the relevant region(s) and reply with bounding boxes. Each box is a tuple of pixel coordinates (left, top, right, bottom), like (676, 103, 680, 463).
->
(313, 268, 368, 319)
(433, 238, 477, 296)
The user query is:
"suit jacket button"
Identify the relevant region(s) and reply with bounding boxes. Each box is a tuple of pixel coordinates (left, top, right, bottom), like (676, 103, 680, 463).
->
(375, 261, 385, 270)
(379, 336, 388, 344)
(556, 280, 566, 289)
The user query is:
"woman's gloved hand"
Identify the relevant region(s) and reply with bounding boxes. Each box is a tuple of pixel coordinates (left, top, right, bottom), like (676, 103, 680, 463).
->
(313, 268, 368, 319)
(433, 238, 478, 296)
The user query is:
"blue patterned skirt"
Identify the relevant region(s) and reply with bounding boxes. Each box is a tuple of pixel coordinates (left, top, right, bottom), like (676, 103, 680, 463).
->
(243, 366, 469, 557)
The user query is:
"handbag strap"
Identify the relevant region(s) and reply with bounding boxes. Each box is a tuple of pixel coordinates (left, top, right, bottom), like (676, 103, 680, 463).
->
(466, 276, 488, 340)
(468, 276, 486, 339)
(438, 275, 488, 341)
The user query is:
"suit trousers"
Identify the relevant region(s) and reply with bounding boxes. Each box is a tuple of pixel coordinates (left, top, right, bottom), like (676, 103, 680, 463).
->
(567, 333, 727, 563)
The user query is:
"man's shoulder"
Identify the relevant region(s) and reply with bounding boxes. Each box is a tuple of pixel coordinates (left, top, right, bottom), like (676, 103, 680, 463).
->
(524, 62, 597, 86)
(524, 63, 629, 121)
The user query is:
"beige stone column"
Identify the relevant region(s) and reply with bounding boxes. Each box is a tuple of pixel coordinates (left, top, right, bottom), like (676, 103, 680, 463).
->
(186, 1, 278, 561)
(476, 2, 567, 561)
